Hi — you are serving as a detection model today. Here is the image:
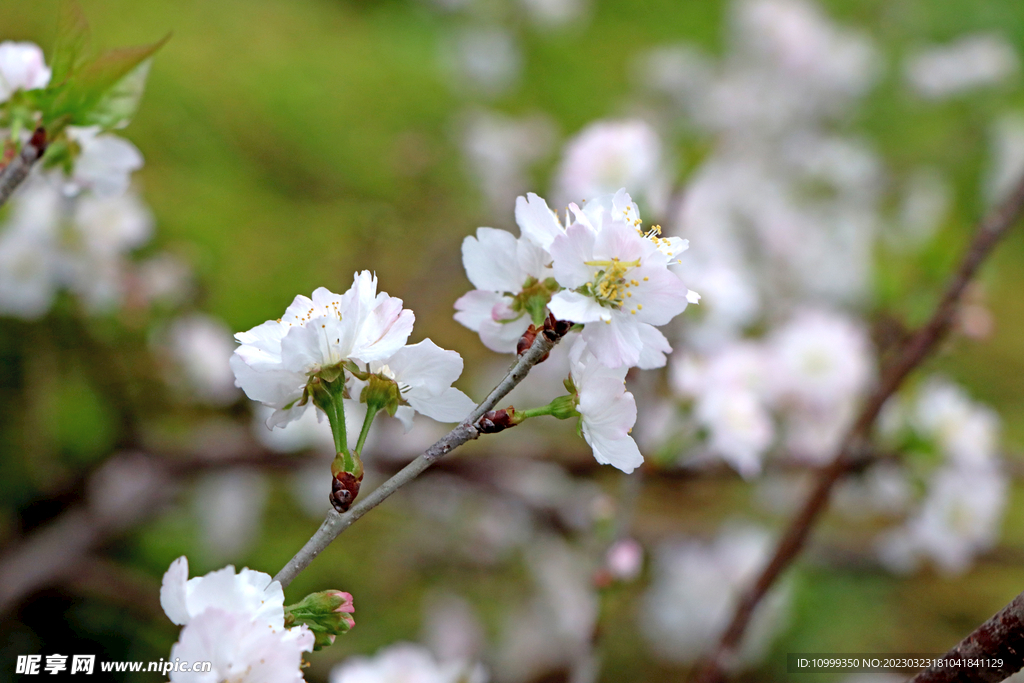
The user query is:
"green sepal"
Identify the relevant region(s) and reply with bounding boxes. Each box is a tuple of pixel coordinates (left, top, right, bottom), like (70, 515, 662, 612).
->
(284, 591, 355, 651)
(525, 294, 549, 327)
(360, 373, 402, 416)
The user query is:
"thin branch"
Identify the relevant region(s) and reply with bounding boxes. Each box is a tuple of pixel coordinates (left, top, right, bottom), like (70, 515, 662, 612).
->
(693, 170, 1024, 683)
(0, 442, 319, 616)
(908, 589, 1024, 683)
(273, 330, 558, 588)
(0, 127, 46, 208)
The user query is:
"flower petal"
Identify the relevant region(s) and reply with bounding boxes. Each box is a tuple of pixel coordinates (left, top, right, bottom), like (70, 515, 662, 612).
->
(160, 556, 190, 626)
(549, 223, 597, 289)
(515, 192, 564, 250)
(462, 228, 524, 292)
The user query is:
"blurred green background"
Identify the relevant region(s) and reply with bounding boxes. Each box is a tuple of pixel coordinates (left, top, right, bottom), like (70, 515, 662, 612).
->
(1, 0, 1024, 681)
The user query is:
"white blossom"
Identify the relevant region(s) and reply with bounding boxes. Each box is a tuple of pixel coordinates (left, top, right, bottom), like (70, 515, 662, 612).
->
(905, 34, 1018, 100)
(454, 226, 552, 353)
(0, 41, 51, 102)
(519, 0, 589, 29)
(331, 643, 487, 683)
(230, 271, 415, 428)
(159, 556, 286, 629)
(165, 314, 241, 406)
(360, 339, 477, 430)
(766, 308, 873, 409)
(694, 387, 774, 478)
(986, 114, 1024, 206)
(193, 470, 268, 562)
(910, 378, 1000, 467)
(640, 526, 788, 665)
(64, 126, 144, 198)
(0, 223, 59, 319)
(555, 120, 671, 217)
(546, 190, 696, 369)
(569, 342, 643, 473)
(169, 607, 314, 683)
(446, 26, 521, 97)
(459, 110, 556, 215)
(72, 190, 153, 257)
(878, 464, 1007, 575)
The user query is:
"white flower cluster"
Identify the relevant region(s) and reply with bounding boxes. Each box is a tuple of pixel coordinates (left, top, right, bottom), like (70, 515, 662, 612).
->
(455, 189, 698, 472)
(876, 379, 1007, 575)
(231, 270, 475, 432)
(0, 42, 182, 318)
(331, 643, 488, 683)
(640, 526, 789, 666)
(159, 557, 315, 682)
(669, 308, 874, 477)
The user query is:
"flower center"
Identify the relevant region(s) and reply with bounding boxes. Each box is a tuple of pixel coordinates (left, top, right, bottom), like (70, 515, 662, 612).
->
(584, 257, 641, 309)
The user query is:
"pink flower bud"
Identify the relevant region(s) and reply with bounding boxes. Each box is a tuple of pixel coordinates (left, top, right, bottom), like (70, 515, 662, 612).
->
(605, 538, 643, 581)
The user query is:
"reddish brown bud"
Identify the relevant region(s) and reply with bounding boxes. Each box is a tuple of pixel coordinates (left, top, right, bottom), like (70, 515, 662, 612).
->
(542, 313, 573, 341)
(330, 471, 363, 513)
(478, 407, 518, 434)
(517, 324, 539, 357)
(29, 127, 47, 154)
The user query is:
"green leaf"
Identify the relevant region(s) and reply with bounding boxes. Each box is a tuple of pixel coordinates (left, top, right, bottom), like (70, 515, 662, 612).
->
(79, 58, 152, 130)
(49, 0, 91, 87)
(45, 34, 170, 127)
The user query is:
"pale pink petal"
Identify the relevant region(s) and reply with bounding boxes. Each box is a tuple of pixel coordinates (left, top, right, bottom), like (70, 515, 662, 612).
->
(636, 323, 672, 369)
(408, 387, 476, 423)
(515, 192, 564, 250)
(478, 315, 532, 353)
(385, 339, 464, 396)
(160, 557, 191, 626)
(454, 290, 505, 332)
(579, 314, 642, 368)
(462, 228, 524, 292)
(548, 291, 607, 324)
(549, 223, 596, 289)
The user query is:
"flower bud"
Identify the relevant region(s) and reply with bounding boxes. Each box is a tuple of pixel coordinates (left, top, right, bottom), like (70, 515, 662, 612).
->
(284, 590, 355, 651)
(361, 372, 402, 416)
(478, 407, 518, 434)
(517, 324, 545, 360)
(330, 471, 363, 513)
(542, 312, 573, 341)
(545, 395, 580, 420)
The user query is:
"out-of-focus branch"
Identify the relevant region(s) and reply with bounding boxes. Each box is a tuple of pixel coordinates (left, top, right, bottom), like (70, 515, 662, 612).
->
(273, 330, 558, 589)
(0, 127, 46, 208)
(0, 442, 320, 617)
(0, 452, 171, 616)
(694, 170, 1024, 683)
(908, 590, 1024, 683)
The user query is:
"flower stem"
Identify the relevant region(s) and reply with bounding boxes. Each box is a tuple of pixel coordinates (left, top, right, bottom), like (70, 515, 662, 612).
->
(354, 405, 380, 458)
(274, 329, 560, 588)
(517, 395, 579, 421)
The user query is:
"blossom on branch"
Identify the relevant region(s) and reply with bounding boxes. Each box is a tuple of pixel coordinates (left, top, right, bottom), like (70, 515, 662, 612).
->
(230, 271, 415, 428)
(454, 226, 554, 353)
(356, 339, 476, 431)
(0, 41, 50, 102)
(569, 342, 644, 473)
(160, 557, 315, 683)
(62, 126, 145, 198)
(546, 190, 697, 369)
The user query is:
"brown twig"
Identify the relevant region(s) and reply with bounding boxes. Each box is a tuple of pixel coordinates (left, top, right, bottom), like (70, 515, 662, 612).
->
(908, 590, 1024, 683)
(0, 127, 46, 208)
(693, 170, 1024, 683)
